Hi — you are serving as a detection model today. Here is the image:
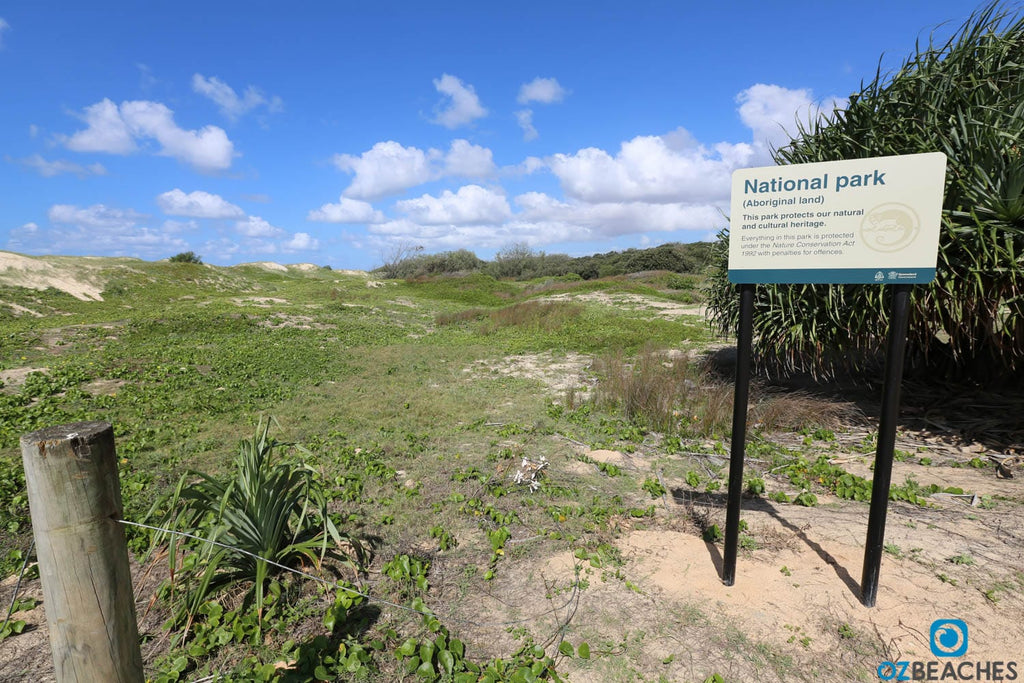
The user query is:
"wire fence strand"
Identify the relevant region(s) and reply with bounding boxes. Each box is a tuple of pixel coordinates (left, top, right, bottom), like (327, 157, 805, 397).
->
(1, 539, 35, 636)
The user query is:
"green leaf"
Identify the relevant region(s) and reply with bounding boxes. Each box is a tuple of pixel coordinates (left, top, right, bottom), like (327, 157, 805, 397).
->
(416, 659, 436, 678)
(438, 648, 455, 675)
(558, 641, 574, 657)
(396, 638, 419, 657)
(577, 642, 590, 659)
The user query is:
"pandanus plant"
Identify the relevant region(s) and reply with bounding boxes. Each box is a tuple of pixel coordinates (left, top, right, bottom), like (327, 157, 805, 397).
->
(707, 2, 1024, 383)
(148, 417, 365, 637)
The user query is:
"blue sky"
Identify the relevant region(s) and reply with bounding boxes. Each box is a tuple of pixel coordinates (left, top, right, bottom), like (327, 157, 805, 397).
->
(1, 1, 983, 270)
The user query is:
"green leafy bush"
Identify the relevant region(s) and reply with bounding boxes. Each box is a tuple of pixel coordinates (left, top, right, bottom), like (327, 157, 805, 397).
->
(169, 251, 203, 264)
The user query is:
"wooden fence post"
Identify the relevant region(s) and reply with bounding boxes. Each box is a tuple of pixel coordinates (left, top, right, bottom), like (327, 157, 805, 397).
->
(20, 421, 144, 682)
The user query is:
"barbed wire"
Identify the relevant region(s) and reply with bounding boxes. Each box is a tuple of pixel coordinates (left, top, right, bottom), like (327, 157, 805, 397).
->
(119, 518, 582, 631)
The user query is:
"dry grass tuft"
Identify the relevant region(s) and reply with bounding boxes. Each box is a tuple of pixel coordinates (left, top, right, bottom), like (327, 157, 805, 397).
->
(749, 391, 859, 432)
(591, 345, 861, 438)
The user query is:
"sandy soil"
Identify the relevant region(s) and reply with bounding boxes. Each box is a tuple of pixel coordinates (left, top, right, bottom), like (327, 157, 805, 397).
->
(236, 261, 289, 272)
(543, 290, 705, 320)
(0, 251, 104, 301)
(0, 301, 44, 317)
(452, 436, 1023, 682)
(0, 367, 49, 393)
(468, 352, 596, 397)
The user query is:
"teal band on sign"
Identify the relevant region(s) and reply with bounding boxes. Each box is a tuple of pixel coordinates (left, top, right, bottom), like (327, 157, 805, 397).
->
(728, 268, 936, 284)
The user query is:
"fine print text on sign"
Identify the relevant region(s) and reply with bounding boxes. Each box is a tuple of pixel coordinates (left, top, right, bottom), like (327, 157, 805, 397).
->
(728, 152, 947, 284)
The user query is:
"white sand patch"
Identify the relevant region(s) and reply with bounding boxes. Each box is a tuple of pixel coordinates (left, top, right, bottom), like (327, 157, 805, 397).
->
(83, 378, 126, 396)
(230, 296, 289, 306)
(468, 352, 595, 396)
(290, 263, 320, 271)
(0, 367, 49, 392)
(585, 449, 628, 465)
(0, 251, 104, 301)
(236, 261, 289, 272)
(1, 301, 44, 317)
(544, 290, 704, 320)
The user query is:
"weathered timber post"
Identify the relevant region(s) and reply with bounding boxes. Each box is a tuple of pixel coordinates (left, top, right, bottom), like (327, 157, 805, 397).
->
(20, 421, 144, 682)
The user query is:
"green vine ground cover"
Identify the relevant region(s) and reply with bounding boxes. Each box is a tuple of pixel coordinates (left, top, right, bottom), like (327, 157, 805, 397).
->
(1, 259, 999, 682)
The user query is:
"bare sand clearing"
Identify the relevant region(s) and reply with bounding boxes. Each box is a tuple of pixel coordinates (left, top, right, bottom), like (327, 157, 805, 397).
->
(233, 262, 334, 273)
(0, 251, 104, 301)
(0, 301, 44, 317)
(236, 261, 289, 272)
(544, 290, 705, 320)
(468, 352, 595, 397)
(0, 367, 49, 392)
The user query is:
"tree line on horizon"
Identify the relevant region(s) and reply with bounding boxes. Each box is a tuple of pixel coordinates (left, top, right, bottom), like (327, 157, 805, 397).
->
(374, 241, 714, 281)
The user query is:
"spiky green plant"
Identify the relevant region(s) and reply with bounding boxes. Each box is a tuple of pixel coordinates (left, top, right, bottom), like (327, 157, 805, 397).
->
(148, 418, 365, 635)
(707, 3, 1024, 382)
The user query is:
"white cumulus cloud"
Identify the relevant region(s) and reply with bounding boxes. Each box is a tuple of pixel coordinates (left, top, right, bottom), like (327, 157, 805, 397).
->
(431, 74, 487, 128)
(157, 189, 245, 219)
(396, 185, 511, 225)
(548, 128, 745, 205)
(442, 139, 495, 177)
(192, 74, 282, 121)
(517, 77, 567, 105)
(333, 141, 434, 200)
(63, 99, 137, 154)
(332, 139, 495, 200)
(284, 232, 319, 251)
(61, 99, 235, 172)
(235, 216, 285, 238)
(736, 83, 843, 160)
(121, 100, 235, 172)
(307, 197, 384, 224)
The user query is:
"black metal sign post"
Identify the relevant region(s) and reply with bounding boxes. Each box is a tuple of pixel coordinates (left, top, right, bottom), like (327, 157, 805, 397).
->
(723, 153, 945, 601)
(860, 283, 913, 607)
(723, 283, 755, 586)
(720, 282, 917, 602)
